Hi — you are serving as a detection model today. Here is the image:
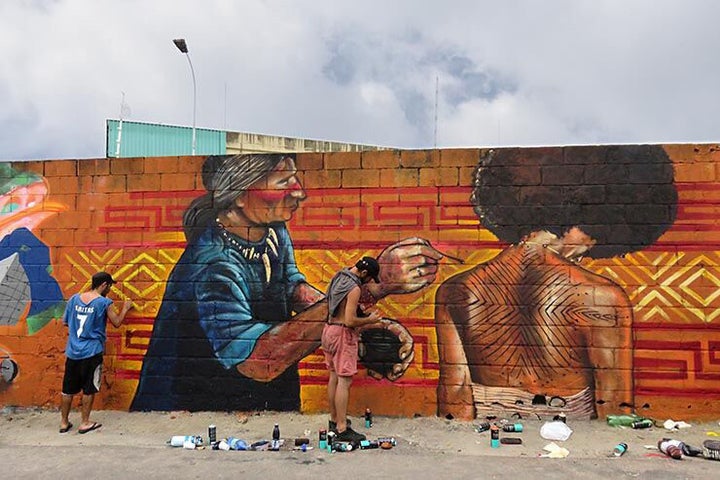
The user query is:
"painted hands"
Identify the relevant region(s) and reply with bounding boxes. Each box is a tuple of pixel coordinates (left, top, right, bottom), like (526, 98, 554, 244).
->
(359, 319, 415, 382)
(372, 237, 446, 298)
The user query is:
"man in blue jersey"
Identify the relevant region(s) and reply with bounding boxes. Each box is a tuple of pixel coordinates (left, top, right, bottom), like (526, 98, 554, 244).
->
(59, 272, 132, 434)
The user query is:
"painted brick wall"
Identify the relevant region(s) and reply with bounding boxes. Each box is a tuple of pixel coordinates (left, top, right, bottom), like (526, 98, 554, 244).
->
(0, 145, 719, 421)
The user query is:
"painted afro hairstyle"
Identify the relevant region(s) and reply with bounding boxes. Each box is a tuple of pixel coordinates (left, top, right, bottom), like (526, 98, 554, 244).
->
(470, 145, 678, 259)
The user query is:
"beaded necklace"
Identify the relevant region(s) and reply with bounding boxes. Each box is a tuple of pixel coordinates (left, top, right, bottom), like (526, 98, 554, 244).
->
(215, 218, 279, 284)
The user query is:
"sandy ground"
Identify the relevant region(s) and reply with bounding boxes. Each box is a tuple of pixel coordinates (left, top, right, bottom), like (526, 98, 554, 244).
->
(2, 408, 720, 479)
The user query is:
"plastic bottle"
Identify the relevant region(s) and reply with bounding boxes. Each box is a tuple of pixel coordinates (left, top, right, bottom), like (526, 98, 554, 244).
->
(168, 435, 203, 447)
(272, 423, 280, 441)
(606, 414, 643, 427)
(490, 424, 500, 448)
(365, 408, 373, 428)
(612, 442, 628, 457)
(502, 423, 523, 433)
(658, 439, 683, 459)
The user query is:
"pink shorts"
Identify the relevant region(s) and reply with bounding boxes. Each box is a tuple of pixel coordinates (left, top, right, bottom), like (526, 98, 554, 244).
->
(321, 324, 359, 377)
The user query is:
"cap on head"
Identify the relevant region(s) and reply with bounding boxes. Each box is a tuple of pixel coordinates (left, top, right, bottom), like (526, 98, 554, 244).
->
(355, 256, 380, 283)
(91, 271, 116, 289)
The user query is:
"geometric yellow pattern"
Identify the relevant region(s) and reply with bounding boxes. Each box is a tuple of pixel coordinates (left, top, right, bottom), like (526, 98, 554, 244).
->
(588, 251, 720, 324)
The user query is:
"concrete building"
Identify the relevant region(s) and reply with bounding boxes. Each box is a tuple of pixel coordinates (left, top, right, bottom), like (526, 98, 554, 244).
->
(105, 119, 390, 157)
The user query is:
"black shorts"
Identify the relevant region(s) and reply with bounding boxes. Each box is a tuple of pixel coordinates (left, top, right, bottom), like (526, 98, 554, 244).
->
(62, 353, 103, 395)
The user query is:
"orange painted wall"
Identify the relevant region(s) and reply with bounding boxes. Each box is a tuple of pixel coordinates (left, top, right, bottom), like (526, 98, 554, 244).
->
(0, 146, 719, 420)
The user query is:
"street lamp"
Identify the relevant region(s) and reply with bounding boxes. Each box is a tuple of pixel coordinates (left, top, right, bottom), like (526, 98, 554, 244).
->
(173, 38, 196, 155)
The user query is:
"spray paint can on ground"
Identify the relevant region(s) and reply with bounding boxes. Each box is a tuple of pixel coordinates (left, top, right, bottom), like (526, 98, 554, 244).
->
(502, 423, 523, 433)
(326, 431, 336, 452)
(612, 442, 628, 457)
(475, 421, 491, 433)
(631, 419, 653, 429)
(359, 439, 380, 449)
(658, 439, 683, 459)
(168, 435, 203, 448)
(490, 424, 500, 448)
(376, 437, 397, 446)
(319, 429, 328, 450)
(365, 408, 373, 428)
(208, 425, 217, 445)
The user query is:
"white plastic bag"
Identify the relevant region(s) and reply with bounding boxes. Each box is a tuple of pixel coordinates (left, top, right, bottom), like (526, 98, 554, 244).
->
(540, 421, 573, 441)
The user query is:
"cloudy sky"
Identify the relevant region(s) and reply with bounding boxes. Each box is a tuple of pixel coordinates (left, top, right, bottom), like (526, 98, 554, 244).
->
(1, 0, 719, 160)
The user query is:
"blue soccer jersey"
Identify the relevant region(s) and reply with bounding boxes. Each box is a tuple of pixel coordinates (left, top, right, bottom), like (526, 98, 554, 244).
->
(63, 294, 113, 360)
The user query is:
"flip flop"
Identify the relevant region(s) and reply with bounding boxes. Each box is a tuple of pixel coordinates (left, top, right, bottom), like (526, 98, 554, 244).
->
(59, 422, 73, 434)
(78, 422, 102, 434)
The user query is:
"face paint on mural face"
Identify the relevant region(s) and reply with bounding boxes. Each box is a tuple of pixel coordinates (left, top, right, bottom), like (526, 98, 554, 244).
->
(237, 157, 306, 225)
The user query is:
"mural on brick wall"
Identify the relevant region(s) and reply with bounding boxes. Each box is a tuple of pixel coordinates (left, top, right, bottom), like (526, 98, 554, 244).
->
(436, 146, 678, 420)
(130, 153, 444, 412)
(1, 146, 719, 420)
(0, 163, 66, 393)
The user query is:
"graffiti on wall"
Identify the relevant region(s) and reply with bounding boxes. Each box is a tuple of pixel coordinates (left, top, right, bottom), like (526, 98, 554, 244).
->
(436, 145, 678, 420)
(130, 154, 443, 412)
(0, 163, 66, 391)
(1, 146, 719, 420)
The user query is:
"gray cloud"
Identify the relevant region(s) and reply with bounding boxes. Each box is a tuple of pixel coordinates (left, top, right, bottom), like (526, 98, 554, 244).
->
(1, 0, 720, 159)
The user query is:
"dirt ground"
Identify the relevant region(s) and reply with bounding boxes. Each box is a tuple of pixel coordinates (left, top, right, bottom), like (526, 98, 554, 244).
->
(3, 407, 720, 479)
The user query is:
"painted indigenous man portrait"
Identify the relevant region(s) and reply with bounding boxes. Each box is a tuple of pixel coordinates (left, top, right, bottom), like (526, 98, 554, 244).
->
(435, 145, 678, 420)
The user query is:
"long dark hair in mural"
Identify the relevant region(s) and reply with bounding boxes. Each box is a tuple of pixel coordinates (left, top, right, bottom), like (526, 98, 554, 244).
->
(131, 153, 442, 412)
(435, 145, 678, 420)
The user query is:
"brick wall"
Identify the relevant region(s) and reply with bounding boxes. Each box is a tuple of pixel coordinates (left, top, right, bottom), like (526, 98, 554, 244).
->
(0, 145, 719, 420)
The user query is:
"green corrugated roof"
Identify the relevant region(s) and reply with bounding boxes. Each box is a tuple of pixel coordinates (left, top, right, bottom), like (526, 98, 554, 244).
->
(106, 119, 226, 157)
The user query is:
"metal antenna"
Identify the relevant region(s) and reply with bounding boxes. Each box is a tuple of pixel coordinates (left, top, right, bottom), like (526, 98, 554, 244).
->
(433, 76, 439, 148)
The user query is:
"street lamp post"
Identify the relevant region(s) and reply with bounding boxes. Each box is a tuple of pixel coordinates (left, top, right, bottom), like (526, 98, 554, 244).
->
(173, 38, 196, 155)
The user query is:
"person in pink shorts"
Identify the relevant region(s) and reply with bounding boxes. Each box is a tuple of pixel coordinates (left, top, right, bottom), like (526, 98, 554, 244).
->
(322, 257, 387, 443)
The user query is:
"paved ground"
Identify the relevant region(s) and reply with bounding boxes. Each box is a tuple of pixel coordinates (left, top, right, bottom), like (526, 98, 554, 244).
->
(2, 408, 719, 479)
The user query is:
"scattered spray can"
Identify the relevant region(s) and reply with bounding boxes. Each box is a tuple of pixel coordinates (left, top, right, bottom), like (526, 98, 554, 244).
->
(631, 419, 653, 429)
(272, 423, 280, 441)
(376, 437, 397, 446)
(612, 442, 628, 457)
(319, 429, 328, 450)
(658, 439, 683, 460)
(502, 423, 523, 433)
(168, 435, 203, 448)
(333, 441, 354, 452)
(490, 424, 500, 448)
(359, 439, 380, 450)
(326, 431, 336, 452)
(365, 408, 373, 428)
(475, 421, 491, 433)
(208, 425, 217, 445)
